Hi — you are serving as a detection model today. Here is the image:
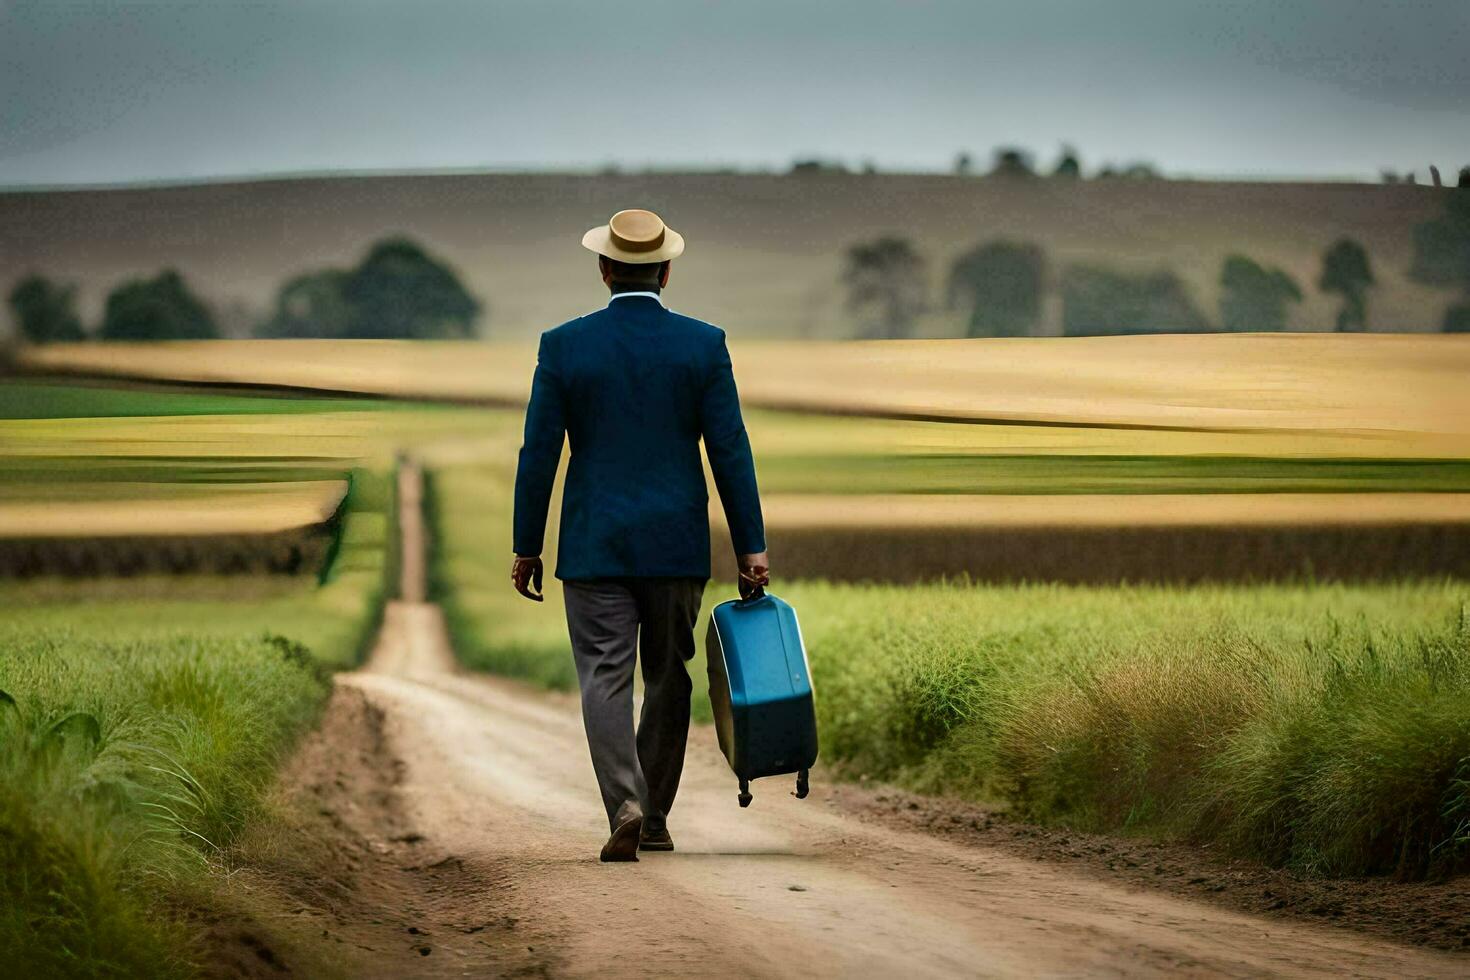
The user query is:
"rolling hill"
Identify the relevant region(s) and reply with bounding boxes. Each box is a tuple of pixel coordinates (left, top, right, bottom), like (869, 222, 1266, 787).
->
(0, 171, 1457, 339)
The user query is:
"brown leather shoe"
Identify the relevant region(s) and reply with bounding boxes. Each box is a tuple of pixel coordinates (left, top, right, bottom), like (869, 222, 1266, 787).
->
(639, 825, 674, 852)
(600, 808, 644, 862)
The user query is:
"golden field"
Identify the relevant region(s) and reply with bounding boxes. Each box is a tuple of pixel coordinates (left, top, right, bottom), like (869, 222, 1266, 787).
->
(16, 333, 1470, 457)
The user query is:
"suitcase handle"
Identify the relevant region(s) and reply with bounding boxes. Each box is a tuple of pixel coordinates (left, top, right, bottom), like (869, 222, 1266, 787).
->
(739, 584, 766, 603)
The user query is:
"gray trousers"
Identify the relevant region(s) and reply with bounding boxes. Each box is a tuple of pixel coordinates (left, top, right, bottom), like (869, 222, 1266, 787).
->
(562, 577, 706, 832)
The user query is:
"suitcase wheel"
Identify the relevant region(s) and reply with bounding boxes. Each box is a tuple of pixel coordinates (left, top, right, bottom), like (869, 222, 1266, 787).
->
(794, 769, 810, 800)
(738, 778, 752, 808)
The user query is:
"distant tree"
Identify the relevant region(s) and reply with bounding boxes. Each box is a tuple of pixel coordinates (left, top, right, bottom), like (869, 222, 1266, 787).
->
(842, 237, 927, 339)
(7, 275, 85, 343)
(341, 238, 481, 340)
(947, 241, 1045, 337)
(1218, 255, 1302, 331)
(1444, 304, 1470, 333)
(1095, 162, 1161, 181)
(1460, 166, 1470, 188)
(1060, 265, 1210, 336)
(990, 147, 1034, 178)
(1053, 146, 1081, 179)
(98, 270, 217, 340)
(1409, 187, 1470, 289)
(1381, 170, 1402, 184)
(1318, 238, 1375, 332)
(790, 159, 848, 176)
(953, 152, 973, 177)
(256, 269, 353, 338)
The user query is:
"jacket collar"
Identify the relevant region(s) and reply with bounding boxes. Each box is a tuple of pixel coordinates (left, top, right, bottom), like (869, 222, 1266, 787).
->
(607, 291, 664, 307)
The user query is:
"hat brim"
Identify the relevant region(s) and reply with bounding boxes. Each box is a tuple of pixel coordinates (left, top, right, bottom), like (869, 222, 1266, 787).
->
(581, 224, 685, 263)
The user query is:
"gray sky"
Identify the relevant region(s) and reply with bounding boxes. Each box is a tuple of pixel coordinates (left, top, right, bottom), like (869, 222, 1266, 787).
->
(2, 0, 1467, 187)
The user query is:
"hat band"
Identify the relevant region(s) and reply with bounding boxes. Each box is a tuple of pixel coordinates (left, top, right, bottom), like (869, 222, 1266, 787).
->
(610, 226, 665, 253)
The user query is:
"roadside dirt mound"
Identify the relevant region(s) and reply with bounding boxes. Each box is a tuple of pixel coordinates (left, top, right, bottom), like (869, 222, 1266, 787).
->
(194, 685, 550, 979)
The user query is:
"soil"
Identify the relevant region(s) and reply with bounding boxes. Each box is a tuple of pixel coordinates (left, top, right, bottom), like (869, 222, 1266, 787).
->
(829, 785, 1470, 953)
(195, 684, 552, 979)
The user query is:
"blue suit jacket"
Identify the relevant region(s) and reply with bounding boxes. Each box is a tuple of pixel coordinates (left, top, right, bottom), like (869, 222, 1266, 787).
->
(513, 294, 766, 581)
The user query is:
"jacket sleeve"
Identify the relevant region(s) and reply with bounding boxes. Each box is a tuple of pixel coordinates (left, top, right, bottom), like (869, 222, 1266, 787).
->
(699, 332, 766, 556)
(513, 334, 567, 557)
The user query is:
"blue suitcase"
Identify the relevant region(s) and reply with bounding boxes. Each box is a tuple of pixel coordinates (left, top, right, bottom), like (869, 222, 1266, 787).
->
(705, 588, 818, 806)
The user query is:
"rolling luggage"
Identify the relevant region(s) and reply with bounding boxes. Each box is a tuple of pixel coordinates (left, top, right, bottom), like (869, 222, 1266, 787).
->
(705, 588, 818, 806)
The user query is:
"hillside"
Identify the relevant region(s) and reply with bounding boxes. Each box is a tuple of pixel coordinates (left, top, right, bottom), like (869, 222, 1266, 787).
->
(0, 171, 1457, 338)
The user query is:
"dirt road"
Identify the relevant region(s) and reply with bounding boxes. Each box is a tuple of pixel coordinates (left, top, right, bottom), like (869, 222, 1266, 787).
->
(321, 464, 1466, 978)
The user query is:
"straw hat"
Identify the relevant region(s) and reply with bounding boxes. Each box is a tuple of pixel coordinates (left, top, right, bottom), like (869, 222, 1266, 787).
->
(581, 209, 685, 264)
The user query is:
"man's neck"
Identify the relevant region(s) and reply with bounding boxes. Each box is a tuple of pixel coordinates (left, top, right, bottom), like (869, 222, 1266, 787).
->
(608, 283, 661, 296)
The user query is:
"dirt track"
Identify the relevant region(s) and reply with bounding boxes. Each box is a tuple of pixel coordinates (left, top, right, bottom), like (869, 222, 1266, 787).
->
(298, 464, 1466, 978)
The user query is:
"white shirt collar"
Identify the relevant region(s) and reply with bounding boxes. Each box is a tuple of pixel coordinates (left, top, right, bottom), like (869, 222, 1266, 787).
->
(608, 291, 664, 306)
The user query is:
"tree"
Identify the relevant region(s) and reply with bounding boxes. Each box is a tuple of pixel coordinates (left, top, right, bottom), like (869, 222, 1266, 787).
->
(947, 241, 1045, 337)
(1053, 146, 1081, 179)
(1060, 265, 1210, 336)
(341, 238, 481, 339)
(1318, 239, 1374, 332)
(98, 270, 217, 340)
(953, 152, 973, 177)
(7, 275, 85, 343)
(1459, 166, 1470, 189)
(990, 147, 1034, 178)
(1218, 255, 1302, 331)
(256, 269, 353, 338)
(1095, 162, 1161, 180)
(1444, 304, 1470, 333)
(790, 159, 848, 175)
(842, 237, 927, 339)
(1409, 187, 1470, 289)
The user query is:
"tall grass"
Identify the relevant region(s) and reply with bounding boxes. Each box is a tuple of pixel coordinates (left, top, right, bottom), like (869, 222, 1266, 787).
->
(0, 631, 329, 978)
(0, 467, 397, 975)
(799, 580, 1470, 879)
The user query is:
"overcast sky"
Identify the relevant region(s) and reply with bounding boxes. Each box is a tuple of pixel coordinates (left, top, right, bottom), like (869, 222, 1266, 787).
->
(2, 0, 1467, 187)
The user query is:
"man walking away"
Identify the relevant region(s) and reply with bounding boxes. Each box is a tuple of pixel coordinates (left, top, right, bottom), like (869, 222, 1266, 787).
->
(510, 209, 769, 862)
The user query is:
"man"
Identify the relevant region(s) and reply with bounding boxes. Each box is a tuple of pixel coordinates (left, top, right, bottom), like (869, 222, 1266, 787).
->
(511, 208, 769, 862)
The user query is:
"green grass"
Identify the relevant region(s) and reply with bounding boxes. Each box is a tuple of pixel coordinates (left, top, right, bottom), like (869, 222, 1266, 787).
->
(0, 379, 402, 419)
(0, 390, 398, 980)
(426, 465, 580, 690)
(426, 459, 1470, 878)
(0, 631, 329, 978)
(781, 578, 1470, 878)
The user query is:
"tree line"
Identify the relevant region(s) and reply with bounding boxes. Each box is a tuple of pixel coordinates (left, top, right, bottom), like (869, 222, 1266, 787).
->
(843, 183, 1470, 338)
(7, 236, 481, 344)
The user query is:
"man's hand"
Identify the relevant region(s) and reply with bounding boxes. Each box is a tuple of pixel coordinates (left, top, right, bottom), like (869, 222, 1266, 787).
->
(511, 555, 545, 602)
(737, 551, 770, 600)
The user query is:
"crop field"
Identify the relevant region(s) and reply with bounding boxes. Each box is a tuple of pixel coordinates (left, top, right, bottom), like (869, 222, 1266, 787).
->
(17, 334, 1470, 451)
(3, 332, 1469, 973)
(19, 335, 1470, 582)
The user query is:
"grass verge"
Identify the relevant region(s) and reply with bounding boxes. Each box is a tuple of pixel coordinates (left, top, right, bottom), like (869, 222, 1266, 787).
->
(0, 467, 397, 976)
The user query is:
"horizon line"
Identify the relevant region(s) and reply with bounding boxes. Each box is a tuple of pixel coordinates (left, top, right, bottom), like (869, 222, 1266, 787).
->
(0, 163, 1402, 196)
